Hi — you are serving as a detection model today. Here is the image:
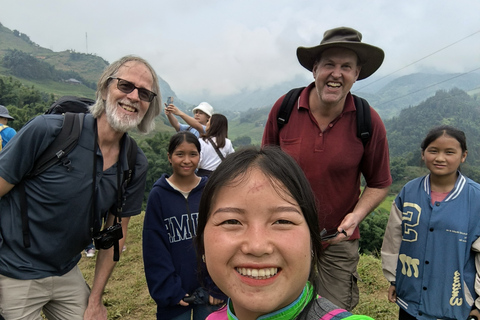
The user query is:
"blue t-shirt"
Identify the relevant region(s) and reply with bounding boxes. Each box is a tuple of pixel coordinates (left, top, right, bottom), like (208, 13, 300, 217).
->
(0, 124, 16, 148)
(0, 114, 147, 279)
(179, 123, 206, 138)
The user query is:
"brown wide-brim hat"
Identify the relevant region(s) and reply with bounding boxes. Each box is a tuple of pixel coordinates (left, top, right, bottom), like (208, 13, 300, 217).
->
(296, 27, 384, 80)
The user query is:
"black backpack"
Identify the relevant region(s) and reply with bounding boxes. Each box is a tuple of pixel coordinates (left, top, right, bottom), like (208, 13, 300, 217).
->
(276, 87, 372, 147)
(19, 96, 138, 249)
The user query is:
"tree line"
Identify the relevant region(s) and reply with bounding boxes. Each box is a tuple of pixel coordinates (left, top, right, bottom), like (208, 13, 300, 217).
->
(2, 76, 479, 255)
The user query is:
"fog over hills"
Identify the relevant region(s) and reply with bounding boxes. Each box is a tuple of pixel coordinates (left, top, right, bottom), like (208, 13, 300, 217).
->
(1, 21, 479, 120)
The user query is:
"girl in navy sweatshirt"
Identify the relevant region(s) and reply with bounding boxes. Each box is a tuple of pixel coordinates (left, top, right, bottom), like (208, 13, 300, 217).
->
(143, 131, 223, 320)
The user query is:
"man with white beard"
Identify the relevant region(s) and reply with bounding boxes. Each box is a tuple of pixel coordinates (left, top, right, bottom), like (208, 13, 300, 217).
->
(0, 55, 161, 320)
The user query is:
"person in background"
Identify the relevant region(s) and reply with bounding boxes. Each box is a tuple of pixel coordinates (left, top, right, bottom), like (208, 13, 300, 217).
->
(382, 125, 480, 320)
(165, 101, 213, 137)
(0, 105, 17, 150)
(195, 147, 374, 319)
(143, 131, 224, 320)
(0, 55, 161, 320)
(262, 26, 392, 310)
(196, 114, 235, 177)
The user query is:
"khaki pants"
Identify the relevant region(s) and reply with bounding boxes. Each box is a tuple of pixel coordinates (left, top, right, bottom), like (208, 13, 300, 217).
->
(0, 265, 90, 320)
(316, 239, 360, 311)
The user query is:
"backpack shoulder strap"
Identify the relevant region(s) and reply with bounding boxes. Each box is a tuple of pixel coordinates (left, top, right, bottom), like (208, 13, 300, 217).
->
(28, 113, 85, 177)
(124, 135, 137, 185)
(277, 87, 305, 131)
(352, 94, 372, 147)
(19, 113, 85, 248)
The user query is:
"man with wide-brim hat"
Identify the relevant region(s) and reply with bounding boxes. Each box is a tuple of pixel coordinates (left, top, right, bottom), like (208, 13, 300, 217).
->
(0, 105, 17, 149)
(262, 26, 392, 310)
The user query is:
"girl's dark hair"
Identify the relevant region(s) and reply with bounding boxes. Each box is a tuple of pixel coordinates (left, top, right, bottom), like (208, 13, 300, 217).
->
(195, 146, 323, 315)
(168, 131, 201, 155)
(202, 114, 228, 148)
(421, 125, 467, 152)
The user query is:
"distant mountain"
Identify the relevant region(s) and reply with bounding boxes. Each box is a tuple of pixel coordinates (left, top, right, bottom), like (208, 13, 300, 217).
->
(357, 72, 480, 119)
(0, 21, 194, 110)
(2, 20, 480, 128)
(208, 70, 480, 123)
(384, 87, 480, 164)
(206, 74, 309, 111)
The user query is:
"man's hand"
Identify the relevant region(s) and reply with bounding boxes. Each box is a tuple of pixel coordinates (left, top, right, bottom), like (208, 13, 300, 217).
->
(326, 212, 361, 244)
(83, 300, 108, 320)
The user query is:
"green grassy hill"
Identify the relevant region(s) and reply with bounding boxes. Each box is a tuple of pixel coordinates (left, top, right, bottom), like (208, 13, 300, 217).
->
(0, 22, 108, 85)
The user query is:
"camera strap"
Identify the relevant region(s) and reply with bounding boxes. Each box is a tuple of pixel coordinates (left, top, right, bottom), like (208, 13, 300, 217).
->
(91, 120, 123, 261)
(112, 152, 124, 262)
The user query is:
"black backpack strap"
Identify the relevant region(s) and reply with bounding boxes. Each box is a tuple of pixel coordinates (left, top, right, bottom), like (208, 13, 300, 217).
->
(352, 95, 372, 147)
(28, 113, 85, 177)
(207, 137, 225, 161)
(18, 180, 31, 247)
(20, 113, 85, 248)
(277, 87, 305, 130)
(124, 136, 137, 186)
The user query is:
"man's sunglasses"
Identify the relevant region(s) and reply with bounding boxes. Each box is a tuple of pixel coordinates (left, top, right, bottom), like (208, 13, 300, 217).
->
(109, 77, 157, 102)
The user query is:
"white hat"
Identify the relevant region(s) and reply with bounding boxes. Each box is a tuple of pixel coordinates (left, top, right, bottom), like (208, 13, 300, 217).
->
(192, 102, 213, 117)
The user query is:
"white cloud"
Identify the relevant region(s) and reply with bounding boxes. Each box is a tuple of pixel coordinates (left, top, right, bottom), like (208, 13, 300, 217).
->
(1, 0, 479, 102)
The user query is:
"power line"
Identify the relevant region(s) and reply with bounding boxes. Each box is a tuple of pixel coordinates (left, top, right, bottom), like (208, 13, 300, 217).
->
(374, 66, 480, 107)
(356, 29, 480, 91)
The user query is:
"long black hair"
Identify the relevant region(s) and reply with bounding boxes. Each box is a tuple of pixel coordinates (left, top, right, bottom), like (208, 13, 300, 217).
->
(195, 146, 323, 316)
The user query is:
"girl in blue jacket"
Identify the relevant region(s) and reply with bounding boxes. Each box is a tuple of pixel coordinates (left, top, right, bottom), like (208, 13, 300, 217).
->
(143, 131, 223, 320)
(382, 125, 480, 320)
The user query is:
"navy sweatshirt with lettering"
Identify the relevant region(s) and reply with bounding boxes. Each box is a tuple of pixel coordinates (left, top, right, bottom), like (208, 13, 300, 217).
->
(143, 174, 208, 319)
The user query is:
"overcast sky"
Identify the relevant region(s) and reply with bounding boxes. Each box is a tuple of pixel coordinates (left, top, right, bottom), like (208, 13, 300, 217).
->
(1, 0, 479, 102)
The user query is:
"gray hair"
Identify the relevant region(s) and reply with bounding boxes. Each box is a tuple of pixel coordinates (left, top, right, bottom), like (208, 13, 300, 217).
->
(89, 55, 161, 133)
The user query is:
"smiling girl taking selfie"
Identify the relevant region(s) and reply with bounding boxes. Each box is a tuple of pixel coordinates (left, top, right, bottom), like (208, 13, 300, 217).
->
(195, 147, 374, 320)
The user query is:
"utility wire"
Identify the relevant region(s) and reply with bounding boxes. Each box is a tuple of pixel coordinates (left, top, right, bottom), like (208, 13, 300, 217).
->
(356, 29, 480, 91)
(374, 66, 480, 107)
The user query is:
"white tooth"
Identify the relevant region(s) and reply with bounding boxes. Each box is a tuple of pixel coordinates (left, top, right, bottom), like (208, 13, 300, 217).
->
(258, 269, 266, 277)
(265, 269, 271, 277)
(271, 268, 276, 275)
(251, 269, 258, 277)
(242, 268, 247, 275)
(247, 268, 252, 276)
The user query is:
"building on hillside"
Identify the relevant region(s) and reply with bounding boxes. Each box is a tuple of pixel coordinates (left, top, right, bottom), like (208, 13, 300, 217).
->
(65, 78, 81, 85)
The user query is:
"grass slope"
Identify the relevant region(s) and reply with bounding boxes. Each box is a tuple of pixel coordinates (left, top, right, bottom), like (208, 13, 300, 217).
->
(79, 212, 398, 319)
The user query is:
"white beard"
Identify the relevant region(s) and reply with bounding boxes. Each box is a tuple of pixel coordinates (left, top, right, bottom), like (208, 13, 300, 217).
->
(105, 97, 142, 132)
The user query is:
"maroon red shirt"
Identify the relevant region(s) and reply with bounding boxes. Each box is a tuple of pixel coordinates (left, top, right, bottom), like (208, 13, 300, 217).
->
(262, 83, 392, 239)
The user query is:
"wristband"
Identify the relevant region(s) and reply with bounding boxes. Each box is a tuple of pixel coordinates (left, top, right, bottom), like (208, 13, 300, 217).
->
(390, 281, 396, 286)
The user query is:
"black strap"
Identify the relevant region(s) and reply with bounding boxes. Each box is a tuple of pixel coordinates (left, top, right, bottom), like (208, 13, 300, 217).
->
(277, 87, 304, 130)
(20, 113, 85, 248)
(352, 94, 372, 147)
(28, 113, 85, 177)
(276, 88, 372, 147)
(18, 180, 31, 247)
(207, 137, 225, 161)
